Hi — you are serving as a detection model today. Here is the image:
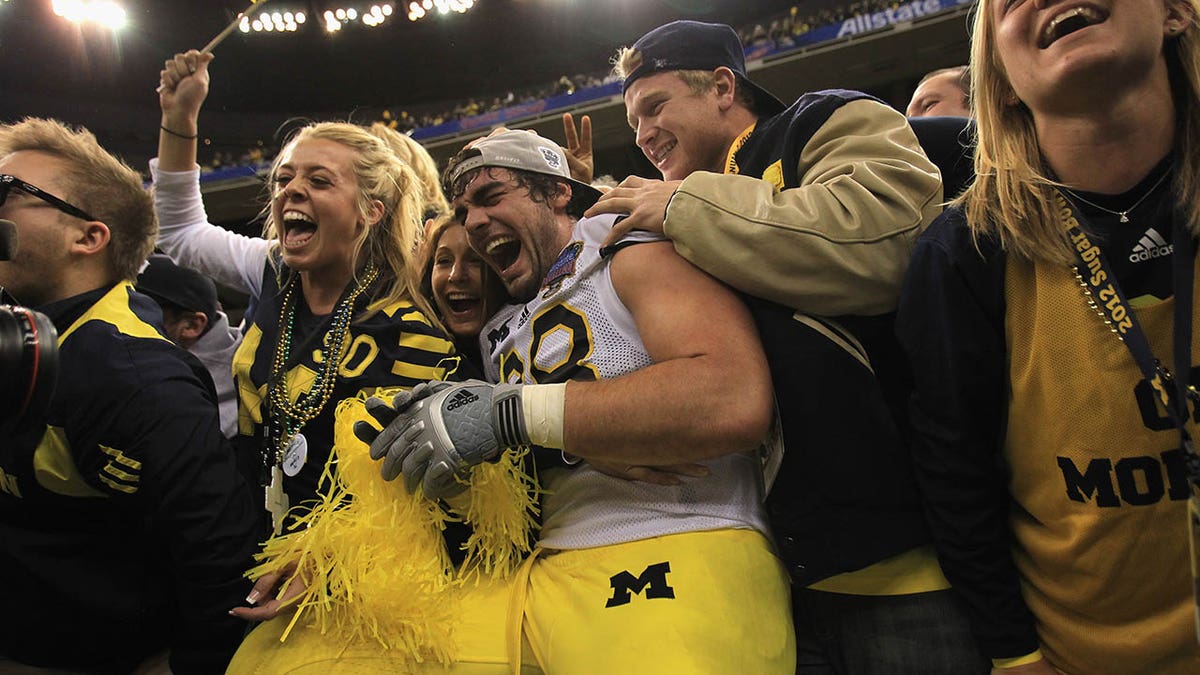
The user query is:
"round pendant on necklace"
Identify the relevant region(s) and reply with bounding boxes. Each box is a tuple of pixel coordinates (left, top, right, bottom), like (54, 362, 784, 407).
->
(282, 433, 308, 477)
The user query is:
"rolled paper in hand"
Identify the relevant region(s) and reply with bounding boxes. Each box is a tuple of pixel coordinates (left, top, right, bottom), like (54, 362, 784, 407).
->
(201, 0, 269, 55)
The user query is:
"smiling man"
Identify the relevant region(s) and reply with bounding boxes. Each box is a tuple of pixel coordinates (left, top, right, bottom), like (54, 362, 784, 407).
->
(364, 129, 796, 673)
(583, 19, 988, 675)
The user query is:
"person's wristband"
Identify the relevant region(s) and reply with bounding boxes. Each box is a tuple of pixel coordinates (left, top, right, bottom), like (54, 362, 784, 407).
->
(160, 124, 198, 140)
(520, 383, 566, 450)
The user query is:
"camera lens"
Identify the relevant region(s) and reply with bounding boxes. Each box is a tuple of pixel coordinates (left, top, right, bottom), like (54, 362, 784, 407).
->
(0, 306, 59, 425)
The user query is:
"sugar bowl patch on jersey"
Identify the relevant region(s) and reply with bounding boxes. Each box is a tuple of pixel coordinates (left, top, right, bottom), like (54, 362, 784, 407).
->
(542, 241, 583, 298)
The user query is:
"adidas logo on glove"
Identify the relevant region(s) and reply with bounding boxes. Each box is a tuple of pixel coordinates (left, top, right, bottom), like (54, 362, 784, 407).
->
(446, 390, 480, 411)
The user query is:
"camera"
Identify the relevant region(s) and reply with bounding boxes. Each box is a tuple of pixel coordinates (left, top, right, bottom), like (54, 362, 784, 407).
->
(0, 219, 59, 435)
(0, 305, 59, 432)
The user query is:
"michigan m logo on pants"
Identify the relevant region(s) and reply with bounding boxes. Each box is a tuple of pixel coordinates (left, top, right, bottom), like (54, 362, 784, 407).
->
(605, 561, 675, 608)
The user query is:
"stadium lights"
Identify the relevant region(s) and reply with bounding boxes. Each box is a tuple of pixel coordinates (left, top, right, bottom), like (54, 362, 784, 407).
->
(236, 1, 462, 35)
(321, 4, 393, 30)
(408, 0, 474, 22)
(240, 8, 304, 33)
(240, 4, 394, 33)
(51, 0, 127, 29)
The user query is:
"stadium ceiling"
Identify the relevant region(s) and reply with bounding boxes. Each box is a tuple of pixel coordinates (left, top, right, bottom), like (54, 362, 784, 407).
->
(191, 2, 973, 224)
(0, 0, 806, 119)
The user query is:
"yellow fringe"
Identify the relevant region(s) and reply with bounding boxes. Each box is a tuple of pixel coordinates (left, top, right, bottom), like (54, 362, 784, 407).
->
(458, 445, 541, 580)
(245, 391, 540, 666)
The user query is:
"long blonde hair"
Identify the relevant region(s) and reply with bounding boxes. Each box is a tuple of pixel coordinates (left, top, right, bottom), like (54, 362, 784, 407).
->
(264, 122, 437, 322)
(368, 123, 451, 221)
(962, 0, 1200, 263)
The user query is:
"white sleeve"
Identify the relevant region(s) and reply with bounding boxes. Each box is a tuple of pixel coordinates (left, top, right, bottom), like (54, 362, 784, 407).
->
(148, 158, 271, 300)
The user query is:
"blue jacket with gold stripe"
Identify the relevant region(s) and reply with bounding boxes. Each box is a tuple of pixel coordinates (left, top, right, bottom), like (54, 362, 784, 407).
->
(0, 282, 261, 674)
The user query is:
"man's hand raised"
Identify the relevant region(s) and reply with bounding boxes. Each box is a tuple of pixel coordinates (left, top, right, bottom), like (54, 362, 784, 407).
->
(562, 112, 594, 185)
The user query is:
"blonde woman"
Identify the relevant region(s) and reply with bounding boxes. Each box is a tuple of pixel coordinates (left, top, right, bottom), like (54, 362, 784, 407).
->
(153, 51, 536, 673)
(154, 51, 453, 533)
(896, 0, 1200, 672)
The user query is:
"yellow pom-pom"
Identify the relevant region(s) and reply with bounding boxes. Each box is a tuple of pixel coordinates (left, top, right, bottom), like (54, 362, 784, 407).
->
(245, 391, 540, 666)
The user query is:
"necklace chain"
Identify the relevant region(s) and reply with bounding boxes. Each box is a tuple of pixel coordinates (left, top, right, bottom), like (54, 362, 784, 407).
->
(267, 266, 380, 465)
(1059, 170, 1170, 223)
(1071, 266, 1126, 342)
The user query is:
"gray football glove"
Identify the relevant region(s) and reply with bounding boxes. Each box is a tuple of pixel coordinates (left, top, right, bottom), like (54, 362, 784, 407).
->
(358, 380, 529, 498)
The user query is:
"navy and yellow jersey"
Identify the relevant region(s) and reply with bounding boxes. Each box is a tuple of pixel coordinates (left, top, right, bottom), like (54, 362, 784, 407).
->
(0, 282, 261, 674)
(897, 182, 1200, 671)
(232, 261, 459, 508)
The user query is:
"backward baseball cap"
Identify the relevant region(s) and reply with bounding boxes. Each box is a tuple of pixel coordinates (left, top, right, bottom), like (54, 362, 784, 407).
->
(621, 20, 786, 116)
(443, 129, 602, 208)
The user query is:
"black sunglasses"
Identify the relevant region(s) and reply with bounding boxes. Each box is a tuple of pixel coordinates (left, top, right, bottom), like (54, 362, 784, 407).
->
(0, 174, 97, 222)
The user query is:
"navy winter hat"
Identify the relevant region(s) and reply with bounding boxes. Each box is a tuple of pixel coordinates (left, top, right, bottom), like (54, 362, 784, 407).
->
(621, 20, 786, 116)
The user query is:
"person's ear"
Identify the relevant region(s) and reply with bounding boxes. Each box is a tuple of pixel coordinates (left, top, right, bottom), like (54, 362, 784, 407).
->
(67, 220, 110, 256)
(551, 182, 573, 210)
(1164, 1, 1193, 36)
(364, 199, 386, 228)
(179, 311, 208, 342)
(712, 67, 739, 111)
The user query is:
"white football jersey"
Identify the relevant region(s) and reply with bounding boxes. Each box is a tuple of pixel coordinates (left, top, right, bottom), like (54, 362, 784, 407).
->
(480, 214, 769, 550)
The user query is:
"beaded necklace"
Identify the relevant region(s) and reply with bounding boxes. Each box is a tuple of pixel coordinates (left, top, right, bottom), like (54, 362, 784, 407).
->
(266, 264, 380, 467)
(262, 265, 379, 532)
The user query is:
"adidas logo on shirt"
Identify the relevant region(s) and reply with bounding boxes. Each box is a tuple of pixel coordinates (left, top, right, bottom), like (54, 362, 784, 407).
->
(1129, 227, 1173, 263)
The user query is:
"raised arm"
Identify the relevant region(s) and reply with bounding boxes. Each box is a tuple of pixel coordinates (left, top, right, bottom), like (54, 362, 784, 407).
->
(158, 50, 210, 172)
(152, 50, 269, 295)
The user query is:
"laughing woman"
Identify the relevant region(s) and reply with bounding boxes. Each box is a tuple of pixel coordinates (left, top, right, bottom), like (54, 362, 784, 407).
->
(153, 51, 537, 673)
(420, 214, 509, 370)
(153, 51, 454, 535)
(896, 0, 1200, 673)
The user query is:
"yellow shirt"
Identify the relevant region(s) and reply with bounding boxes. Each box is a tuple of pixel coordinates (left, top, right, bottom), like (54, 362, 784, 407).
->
(1003, 255, 1200, 674)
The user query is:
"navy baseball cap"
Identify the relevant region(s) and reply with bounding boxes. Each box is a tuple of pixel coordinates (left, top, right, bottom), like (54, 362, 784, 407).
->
(621, 20, 786, 116)
(136, 254, 219, 325)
